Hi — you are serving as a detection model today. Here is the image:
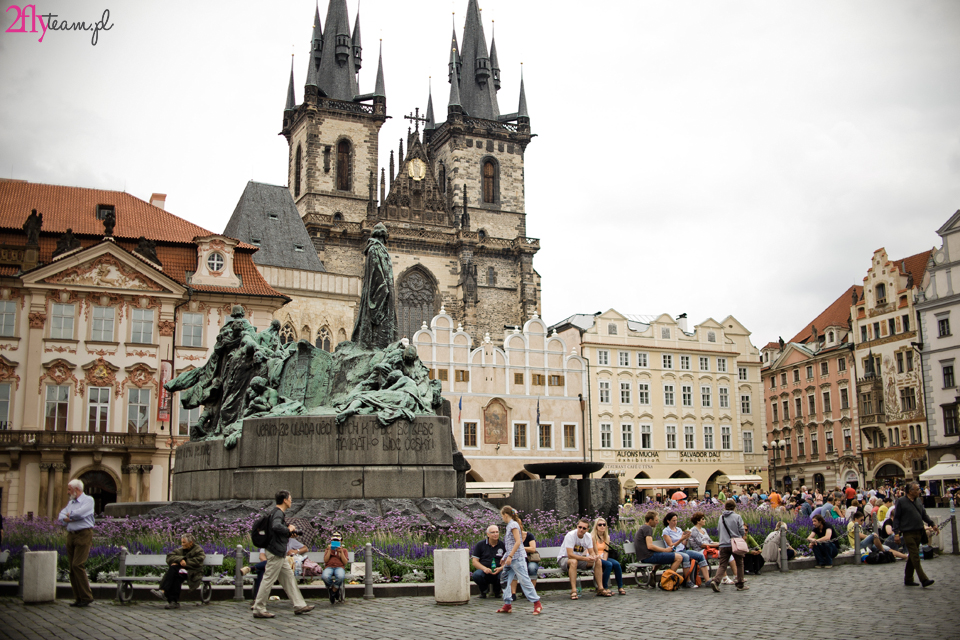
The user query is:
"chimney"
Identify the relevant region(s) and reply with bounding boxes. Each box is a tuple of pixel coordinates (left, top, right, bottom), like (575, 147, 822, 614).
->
(150, 193, 167, 210)
(676, 313, 689, 334)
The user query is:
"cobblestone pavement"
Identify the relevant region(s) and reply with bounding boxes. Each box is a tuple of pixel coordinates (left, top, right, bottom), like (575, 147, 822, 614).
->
(2, 556, 957, 640)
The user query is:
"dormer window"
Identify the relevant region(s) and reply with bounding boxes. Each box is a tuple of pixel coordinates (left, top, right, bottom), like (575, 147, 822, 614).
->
(294, 245, 304, 252)
(96, 204, 115, 220)
(207, 253, 224, 273)
(251, 238, 261, 246)
(876, 283, 886, 304)
(269, 213, 279, 220)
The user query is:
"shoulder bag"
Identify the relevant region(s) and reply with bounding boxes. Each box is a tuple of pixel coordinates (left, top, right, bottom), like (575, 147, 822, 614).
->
(721, 514, 749, 556)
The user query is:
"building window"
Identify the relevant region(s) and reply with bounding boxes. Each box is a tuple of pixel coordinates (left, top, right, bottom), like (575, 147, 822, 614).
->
(806, 365, 813, 379)
(45, 385, 69, 431)
(707, 331, 717, 343)
(618, 351, 629, 366)
(738, 367, 748, 381)
(682, 385, 693, 407)
(820, 361, 829, 376)
(538, 423, 552, 449)
(743, 430, 753, 453)
(640, 424, 652, 448)
(680, 355, 691, 370)
(131, 308, 154, 344)
(811, 433, 819, 455)
(180, 312, 203, 347)
(944, 405, 958, 436)
(903, 314, 910, 332)
(797, 434, 805, 456)
(438, 162, 446, 193)
(294, 144, 302, 197)
(487, 267, 496, 286)
(337, 139, 351, 191)
(900, 387, 916, 411)
(840, 387, 849, 409)
(548, 374, 564, 386)
(701, 386, 712, 408)
(945, 365, 956, 389)
(782, 400, 789, 420)
(51, 303, 75, 340)
(621, 423, 634, 449)
(482, 159, 497, 203)
(793, 369, 800, 382)
(316, 327, 332, 352)
(661, 327, 671, 339)
(662, 354, 673, 369)
(906, 351, 913, 372)
(599, 381, 611, 404)
(843, 427, 852, 450)
(514, 372, 524, 385)
(721, 425, 732, 450)
(638, 382, 650, 405)
(684, 425, 695, 449)
(458, 370, 472, 383)
(179, 405, 200, 437)
(861, 326, 868, 343)
(563, 424, 577, 449)
(740, 394, 751, 414)
(939, 317, 951, 337)
(600, 423, 612, 449)
(889, 318, 896, 336)
(772, 403, 778, 421)
(876, 283, 886, 303)
(826, 429, 835, 453)
(91, 305, 114, 342)
(719, 387, 729, 409)
(598, 350, 609, 366)
(808, 394, 816, 415)
(0, 382, 9, 428)
(87, 387, 110, 433)
(463, 422, 478, 448)
(207, 252, 224, 272)
(717, 358, 727, 373)
(770, 377, 776, 389)
(780, 373, 787, 386)
(513, 422, 528, 449)
(873, 321, 881, 338)
(666, 425, 677, 449)
(838, 357, 846, 372)
(796, 397, 803, 418)
(699, 356, 709, 371)
(620, 382, 631, 404)
(823, 391, 831, 412)
(279, 323, 296, 345)
(703, 425, 714, 449)
(664, 384, 675, 406)
(436, 369, 449, 382)
(128, 388, 150, 433)
(0, 301, 15, 337)
(609, 323, 619, 336)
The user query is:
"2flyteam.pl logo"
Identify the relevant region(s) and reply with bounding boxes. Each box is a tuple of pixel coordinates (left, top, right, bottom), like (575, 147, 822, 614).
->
(5, 4, 113, 45)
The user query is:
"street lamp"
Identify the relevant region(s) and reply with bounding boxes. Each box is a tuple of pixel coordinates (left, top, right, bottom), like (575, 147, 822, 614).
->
(762, 439, 787, 490)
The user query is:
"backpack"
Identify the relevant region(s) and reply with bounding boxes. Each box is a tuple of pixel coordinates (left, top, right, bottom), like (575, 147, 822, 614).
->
(865, 550, 894, 565)
(682, 563, 702, 587)
(921, 545, 935, 560)
(659, 569, 682, 591)
(251, 512, 273, 548)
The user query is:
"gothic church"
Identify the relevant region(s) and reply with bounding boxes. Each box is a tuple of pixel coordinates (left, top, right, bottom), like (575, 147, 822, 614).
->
(280, 0, 540, 345)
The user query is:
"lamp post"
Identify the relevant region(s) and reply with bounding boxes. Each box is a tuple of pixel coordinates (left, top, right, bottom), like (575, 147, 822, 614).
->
(762, 439, 787, 490)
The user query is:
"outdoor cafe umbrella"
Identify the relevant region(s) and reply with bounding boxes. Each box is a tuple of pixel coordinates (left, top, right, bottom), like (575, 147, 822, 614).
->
(671, 491, 687, 501)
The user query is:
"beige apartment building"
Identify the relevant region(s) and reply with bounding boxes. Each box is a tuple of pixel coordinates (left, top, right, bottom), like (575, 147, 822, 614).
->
(552, 310, 767, 498)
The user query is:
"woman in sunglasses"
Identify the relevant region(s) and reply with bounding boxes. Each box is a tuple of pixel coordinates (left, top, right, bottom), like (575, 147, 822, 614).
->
(662, 512, 710, 588)
(591, 519, 625, 595)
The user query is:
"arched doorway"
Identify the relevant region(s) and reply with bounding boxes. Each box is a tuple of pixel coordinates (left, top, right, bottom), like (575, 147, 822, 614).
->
(668, 470, 696, 501)
(78, 469, 117, 514)
(466, 470, 484, 482)
(813, 473, 826, 493)
(874, 463, 905, 485)
(706, 470, 727, 500)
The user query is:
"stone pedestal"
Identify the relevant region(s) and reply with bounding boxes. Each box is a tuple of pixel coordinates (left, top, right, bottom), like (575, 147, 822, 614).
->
(509, 478, 620, 523)
(22, 551, 57, 603)
(433, 548, 470, 605)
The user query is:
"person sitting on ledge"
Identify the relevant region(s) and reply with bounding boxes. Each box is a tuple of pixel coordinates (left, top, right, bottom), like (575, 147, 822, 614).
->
(633, 510, 683, 587)
(322, 532, 349, 604)
(151, 534, 205, 609)
(471, 525, 505, 599)
(558, 518, 606, 598)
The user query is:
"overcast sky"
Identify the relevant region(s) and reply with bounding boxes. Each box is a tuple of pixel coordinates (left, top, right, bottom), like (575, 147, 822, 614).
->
(2, 1, 959, 347)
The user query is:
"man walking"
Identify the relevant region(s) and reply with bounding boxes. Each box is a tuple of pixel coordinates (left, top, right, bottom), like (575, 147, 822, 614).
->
(893, 482, 939, 588)
(251, 490, 314, 618)
(57, 479, 95, 607)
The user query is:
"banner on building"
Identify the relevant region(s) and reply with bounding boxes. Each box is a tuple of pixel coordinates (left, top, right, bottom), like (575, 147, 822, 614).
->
(157, 359, 173, 422)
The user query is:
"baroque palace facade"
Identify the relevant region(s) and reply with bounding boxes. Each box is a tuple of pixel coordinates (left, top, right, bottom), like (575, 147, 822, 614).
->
(0, 181, 288, 517)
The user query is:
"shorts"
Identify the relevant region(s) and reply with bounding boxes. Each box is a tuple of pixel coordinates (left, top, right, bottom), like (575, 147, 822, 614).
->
(558, 558, 591, 572)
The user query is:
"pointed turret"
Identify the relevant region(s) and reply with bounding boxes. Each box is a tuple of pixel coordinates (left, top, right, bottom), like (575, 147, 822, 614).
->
(425, 84, 436, 130)
(315, 0, 360, 101)
(373, 41, 385, 96)
(311, 3, 323, 69)
(449, 20, 461, 80)
(448, 45, 462, 108)
(489, 28, 501, 91)
(518, 68, 528, 118)
(352, 11, 362, 72)
(456, 0, 499, 119)
(285, 57, 296, 111)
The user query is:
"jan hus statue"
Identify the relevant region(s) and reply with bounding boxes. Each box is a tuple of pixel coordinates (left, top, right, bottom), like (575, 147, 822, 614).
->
(351, 223, 398, 349)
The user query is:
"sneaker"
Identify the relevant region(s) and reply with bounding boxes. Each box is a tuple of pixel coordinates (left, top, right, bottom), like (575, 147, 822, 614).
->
(150, 589, 165, 601)
(921, 579, 935, 588)
(690, 583, 699, 589)
(253, 612, 276, 619)
(710, 581, 720, 593)
(164, 602, 180, 609)
(294, 605, 315, 615)
(478, 590, 488, 599)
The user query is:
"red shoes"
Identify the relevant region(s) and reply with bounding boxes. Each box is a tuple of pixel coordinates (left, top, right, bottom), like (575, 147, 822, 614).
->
(496, 604, 512, 613)
(532, 601, 542, 615)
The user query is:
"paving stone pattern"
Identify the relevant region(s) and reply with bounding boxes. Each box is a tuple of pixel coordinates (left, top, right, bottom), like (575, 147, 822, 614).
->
(2, 556, 958, 640)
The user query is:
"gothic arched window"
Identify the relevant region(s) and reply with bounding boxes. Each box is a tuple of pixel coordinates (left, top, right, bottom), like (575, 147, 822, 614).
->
(336, 140, 351, 191)
(487, 267, 496, 286)
(316, 327, 331, 352)
(397, 268, 438, 340)
(438, 162, 446, 194)
(482, 159, 497, 203)
(279, 323, 296, 345)
(294, 145, 302, 198)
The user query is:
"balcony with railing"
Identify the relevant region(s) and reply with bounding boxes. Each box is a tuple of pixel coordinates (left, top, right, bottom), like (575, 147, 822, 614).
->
(0, 430, 157, 449)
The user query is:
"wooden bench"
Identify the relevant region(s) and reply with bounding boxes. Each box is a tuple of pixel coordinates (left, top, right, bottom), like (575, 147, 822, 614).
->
(244, 550, 356, 602)
(116, 547, 225, 604)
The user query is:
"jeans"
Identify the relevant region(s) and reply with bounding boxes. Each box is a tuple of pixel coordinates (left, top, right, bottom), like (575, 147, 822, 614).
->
(642, 551, 680, 566)
(322, 566, 345, 590)
(600, 559, 623, 589)
(680, 549, 708, 568)
(252, 560, 267, 599)
(159, 565, 188, 603)
(501, 558, 539, 604)
(471, 569, 502, 596)
(812, 541, 838, 566)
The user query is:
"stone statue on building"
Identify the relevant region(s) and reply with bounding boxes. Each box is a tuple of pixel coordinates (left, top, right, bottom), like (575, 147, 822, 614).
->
(134, 236, 161, 267)
(351, 223, 398, 349)
(53, 229, 81, 258)
(103, 209, 116, 237)
(22, 209, 42, 247)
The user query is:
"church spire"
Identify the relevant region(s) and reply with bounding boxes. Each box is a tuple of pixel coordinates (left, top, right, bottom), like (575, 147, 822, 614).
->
(489, 24, 501, 91)
(352, 8, 362, 72)
(311, 2, 323, 70)
(518, 66, 528, 119)
(448, 44, 462, 108)
(456, 0, 499, 119)
(315, 0, 360, 101)
(373, 40, 385, 96)
(425, 80, 436, 130)
(285, 56, 296, 111)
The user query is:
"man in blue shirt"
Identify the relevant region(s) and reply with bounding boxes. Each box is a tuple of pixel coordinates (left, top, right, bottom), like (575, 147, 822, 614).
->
(58, 479, 96, 607)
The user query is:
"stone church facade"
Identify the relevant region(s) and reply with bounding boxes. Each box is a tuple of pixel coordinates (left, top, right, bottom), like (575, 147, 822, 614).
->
(281, 0, 540, 346)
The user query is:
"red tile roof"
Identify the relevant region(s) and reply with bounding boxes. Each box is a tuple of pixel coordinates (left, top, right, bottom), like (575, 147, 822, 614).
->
(0, 182, 285, 300)
(790, 285, 863, 344)
(763, 341, 780, 350)
(891, 250, 933, 290)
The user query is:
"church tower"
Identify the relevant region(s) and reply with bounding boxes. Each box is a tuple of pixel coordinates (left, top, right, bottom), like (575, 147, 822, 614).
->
(281, 0, 386, 271)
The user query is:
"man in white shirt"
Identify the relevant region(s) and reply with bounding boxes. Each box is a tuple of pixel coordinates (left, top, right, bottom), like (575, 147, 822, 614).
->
(557, 518, 603, 598)
(58, 479, 96, 607)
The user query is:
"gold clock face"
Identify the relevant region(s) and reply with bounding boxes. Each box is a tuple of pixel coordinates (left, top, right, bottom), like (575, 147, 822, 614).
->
(408, 158, 426, 181)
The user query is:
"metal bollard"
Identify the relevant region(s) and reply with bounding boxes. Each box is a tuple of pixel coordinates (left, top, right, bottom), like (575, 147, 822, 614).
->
(951, 515, 959, 556)
(18, 545, 29, 598)
(364, 543, 375, 600)
(778, 524, 788, 573)
(234, 545, 245, 601)
(854, 523, 861, 563)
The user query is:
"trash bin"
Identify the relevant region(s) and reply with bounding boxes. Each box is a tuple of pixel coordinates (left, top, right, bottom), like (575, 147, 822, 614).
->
(433, 548, 470, 605)
(22, 551, 57, 603)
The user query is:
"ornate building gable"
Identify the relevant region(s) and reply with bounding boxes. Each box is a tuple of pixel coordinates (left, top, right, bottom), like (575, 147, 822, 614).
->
(0, 354, 21, 389)
(82, 357, 119, 391)
(191, 236, 242, 289)
(118, 362, 158, 398)
(382, 132, 453, 227)
(38, 358, 80, 395)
